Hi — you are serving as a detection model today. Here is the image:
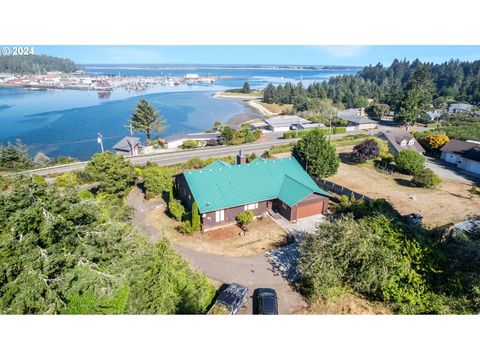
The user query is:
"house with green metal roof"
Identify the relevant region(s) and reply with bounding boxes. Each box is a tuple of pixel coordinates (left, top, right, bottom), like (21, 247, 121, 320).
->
(174, 152, 331, 231)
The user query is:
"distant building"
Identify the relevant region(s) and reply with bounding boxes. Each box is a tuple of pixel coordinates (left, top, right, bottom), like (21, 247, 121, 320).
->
(380, 131, 426, 155)
(337, 108, 378, 130)
(166, 133, 219, 149)
(113, 136, 143, 156)
(263, 115, 310, 132)
(448, 103, 473, 114)
(184, 73, 199, 80)
(440, 139, 480, 175)
(297, 122, 325, 130)
(426, 110, 442, 122)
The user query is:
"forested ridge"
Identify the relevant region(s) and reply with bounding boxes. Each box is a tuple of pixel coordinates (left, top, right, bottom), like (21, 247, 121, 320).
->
(0, 54, 78, 74)
(263, 58, 480, 109)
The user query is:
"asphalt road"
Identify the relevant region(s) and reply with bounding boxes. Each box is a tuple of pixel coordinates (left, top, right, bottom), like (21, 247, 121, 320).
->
(15, 130, 369, 177)
(17, 135, 294, 176)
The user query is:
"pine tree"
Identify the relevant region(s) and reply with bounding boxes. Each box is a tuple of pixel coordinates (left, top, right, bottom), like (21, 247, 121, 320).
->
(129, 100, 167, 146)
(242, 81, 251, 94)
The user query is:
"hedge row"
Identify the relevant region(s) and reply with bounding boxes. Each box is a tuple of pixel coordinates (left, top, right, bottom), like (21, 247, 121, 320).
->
(283, 127, 347, 139)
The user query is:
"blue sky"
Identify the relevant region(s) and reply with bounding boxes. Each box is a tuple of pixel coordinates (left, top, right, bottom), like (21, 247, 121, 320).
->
(31, 45, 480, 66)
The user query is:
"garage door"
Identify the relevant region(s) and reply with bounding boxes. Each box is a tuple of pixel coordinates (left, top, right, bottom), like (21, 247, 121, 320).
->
(445, 153, 459, 164)
(296, 200, 324, 220)
(467, 160, 480, 175)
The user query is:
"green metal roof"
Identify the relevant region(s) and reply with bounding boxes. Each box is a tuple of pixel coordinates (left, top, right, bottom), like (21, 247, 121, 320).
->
(183, 156, 331, 213)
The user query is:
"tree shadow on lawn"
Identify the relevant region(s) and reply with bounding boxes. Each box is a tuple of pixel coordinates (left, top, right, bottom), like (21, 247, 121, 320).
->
(394, 178, 414, 187)
(339, 152, 357, 165)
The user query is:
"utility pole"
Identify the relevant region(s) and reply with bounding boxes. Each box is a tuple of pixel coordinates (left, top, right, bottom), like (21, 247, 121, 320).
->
(97, 133, 104, 153)
(129, 123, 133, 136)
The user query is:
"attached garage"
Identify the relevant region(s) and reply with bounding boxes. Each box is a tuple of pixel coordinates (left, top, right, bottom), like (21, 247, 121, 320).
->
(444, 152, 460, 164)
(467, 160, 480, 175)
(294, 193, 326, 220)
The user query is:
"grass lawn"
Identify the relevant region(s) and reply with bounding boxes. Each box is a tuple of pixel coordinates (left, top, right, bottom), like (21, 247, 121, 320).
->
(328, 149, 480, 228)
(147, 204, 287, 256)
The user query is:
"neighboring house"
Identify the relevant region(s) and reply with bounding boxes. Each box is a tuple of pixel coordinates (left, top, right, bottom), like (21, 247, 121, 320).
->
(448, 103, 473, 114)
(440, 139, 480, 175)
(113, 136, 143, 156)
(174, 153, 331, 231)
(263, 115, 310, 132)
(426, 110, 442, 122)
(380, 131, 426, 155)
(166, 132, 220, 148)
(337, 108, 378, 130)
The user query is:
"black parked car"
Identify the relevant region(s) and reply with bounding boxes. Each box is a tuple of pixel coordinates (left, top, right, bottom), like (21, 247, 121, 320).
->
(207, 283, 248, 315)
(255, 288, 278, 315)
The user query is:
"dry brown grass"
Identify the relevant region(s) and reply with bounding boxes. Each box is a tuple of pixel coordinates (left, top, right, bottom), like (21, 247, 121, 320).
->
(259, 102, 293, 114)
(303, 293, 392, 315)
(328, 152, 480, 228)
(147, 207, 287, 256)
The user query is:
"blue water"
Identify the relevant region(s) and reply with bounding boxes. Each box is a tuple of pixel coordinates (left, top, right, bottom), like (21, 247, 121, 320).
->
(0, 66, 359, 160)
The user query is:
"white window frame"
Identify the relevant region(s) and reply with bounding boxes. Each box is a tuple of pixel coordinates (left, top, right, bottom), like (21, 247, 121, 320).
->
(215, 209, 224, 222)
(408, 139, 415, 145)
(244, 203, 258, 211)
(400, 139, 407, 146)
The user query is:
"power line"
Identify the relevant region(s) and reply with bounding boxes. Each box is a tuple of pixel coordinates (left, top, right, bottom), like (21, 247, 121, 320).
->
(20, 134, 127, 147)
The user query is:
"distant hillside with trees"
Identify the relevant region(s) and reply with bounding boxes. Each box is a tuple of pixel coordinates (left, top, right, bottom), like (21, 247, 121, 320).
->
(263, 58, 480, 110)
(0, 54, 79, 74)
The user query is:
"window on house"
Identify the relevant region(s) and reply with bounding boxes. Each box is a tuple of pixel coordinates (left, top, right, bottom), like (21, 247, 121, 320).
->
(408, 139, 415, 145)
(215, 209, 224, 222)
(244, 203, 258, 211)
(400, 139, 407, 146)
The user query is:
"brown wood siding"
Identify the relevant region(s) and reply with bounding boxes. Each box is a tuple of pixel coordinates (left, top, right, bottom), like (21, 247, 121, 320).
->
(274, 199, 293, 221)
(202, 200, 269, 230)
(174, 173, 194, 210)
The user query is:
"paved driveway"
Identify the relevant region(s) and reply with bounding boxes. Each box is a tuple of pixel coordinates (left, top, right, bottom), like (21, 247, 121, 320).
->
(269, 213, 325, 233)
(426, 158, 480, 184)
(126, 188, 308, 315)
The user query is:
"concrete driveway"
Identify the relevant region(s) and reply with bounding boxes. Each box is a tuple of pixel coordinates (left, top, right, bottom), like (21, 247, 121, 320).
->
(126, 188, 308, 315)
(426, 158, 480, 184)
(269, 213, 325, 233)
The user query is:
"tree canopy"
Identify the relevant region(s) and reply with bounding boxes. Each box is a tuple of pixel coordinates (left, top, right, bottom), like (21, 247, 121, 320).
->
(0, 177, 215, 314)
(292, 128, 339, 178)
(0, 54, 78, 74)
(129, 100, 167, 145)
(85, 152, 136, 197)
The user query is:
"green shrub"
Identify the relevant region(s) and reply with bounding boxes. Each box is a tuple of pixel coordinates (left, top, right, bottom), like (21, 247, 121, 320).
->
(395, 150, 425, 175)
(236, 211, 254, 228)
(191, 202, 201, 232)
(412, 168, 441, 188)
(84, 152, 136, 197)
(178, 221, 195, 234)
(142, 164, 172, 196)
(168, 199, 185, 221)
(284, 127, 346, 139)
(78, 189, 94, 200)
(55, 173, 79, 188)
(180, 140, 199, 149)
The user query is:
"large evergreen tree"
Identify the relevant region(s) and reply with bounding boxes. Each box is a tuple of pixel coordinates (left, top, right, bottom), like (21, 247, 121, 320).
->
(129, 100, 167, 146)
(292, 128, 339, 178)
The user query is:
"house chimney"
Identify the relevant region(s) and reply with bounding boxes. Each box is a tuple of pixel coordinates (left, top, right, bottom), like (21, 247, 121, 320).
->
(237, 150, 246, 165)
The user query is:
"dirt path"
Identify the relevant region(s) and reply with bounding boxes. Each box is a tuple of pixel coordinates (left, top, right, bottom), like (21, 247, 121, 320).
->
(125, 187, 308, 314)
